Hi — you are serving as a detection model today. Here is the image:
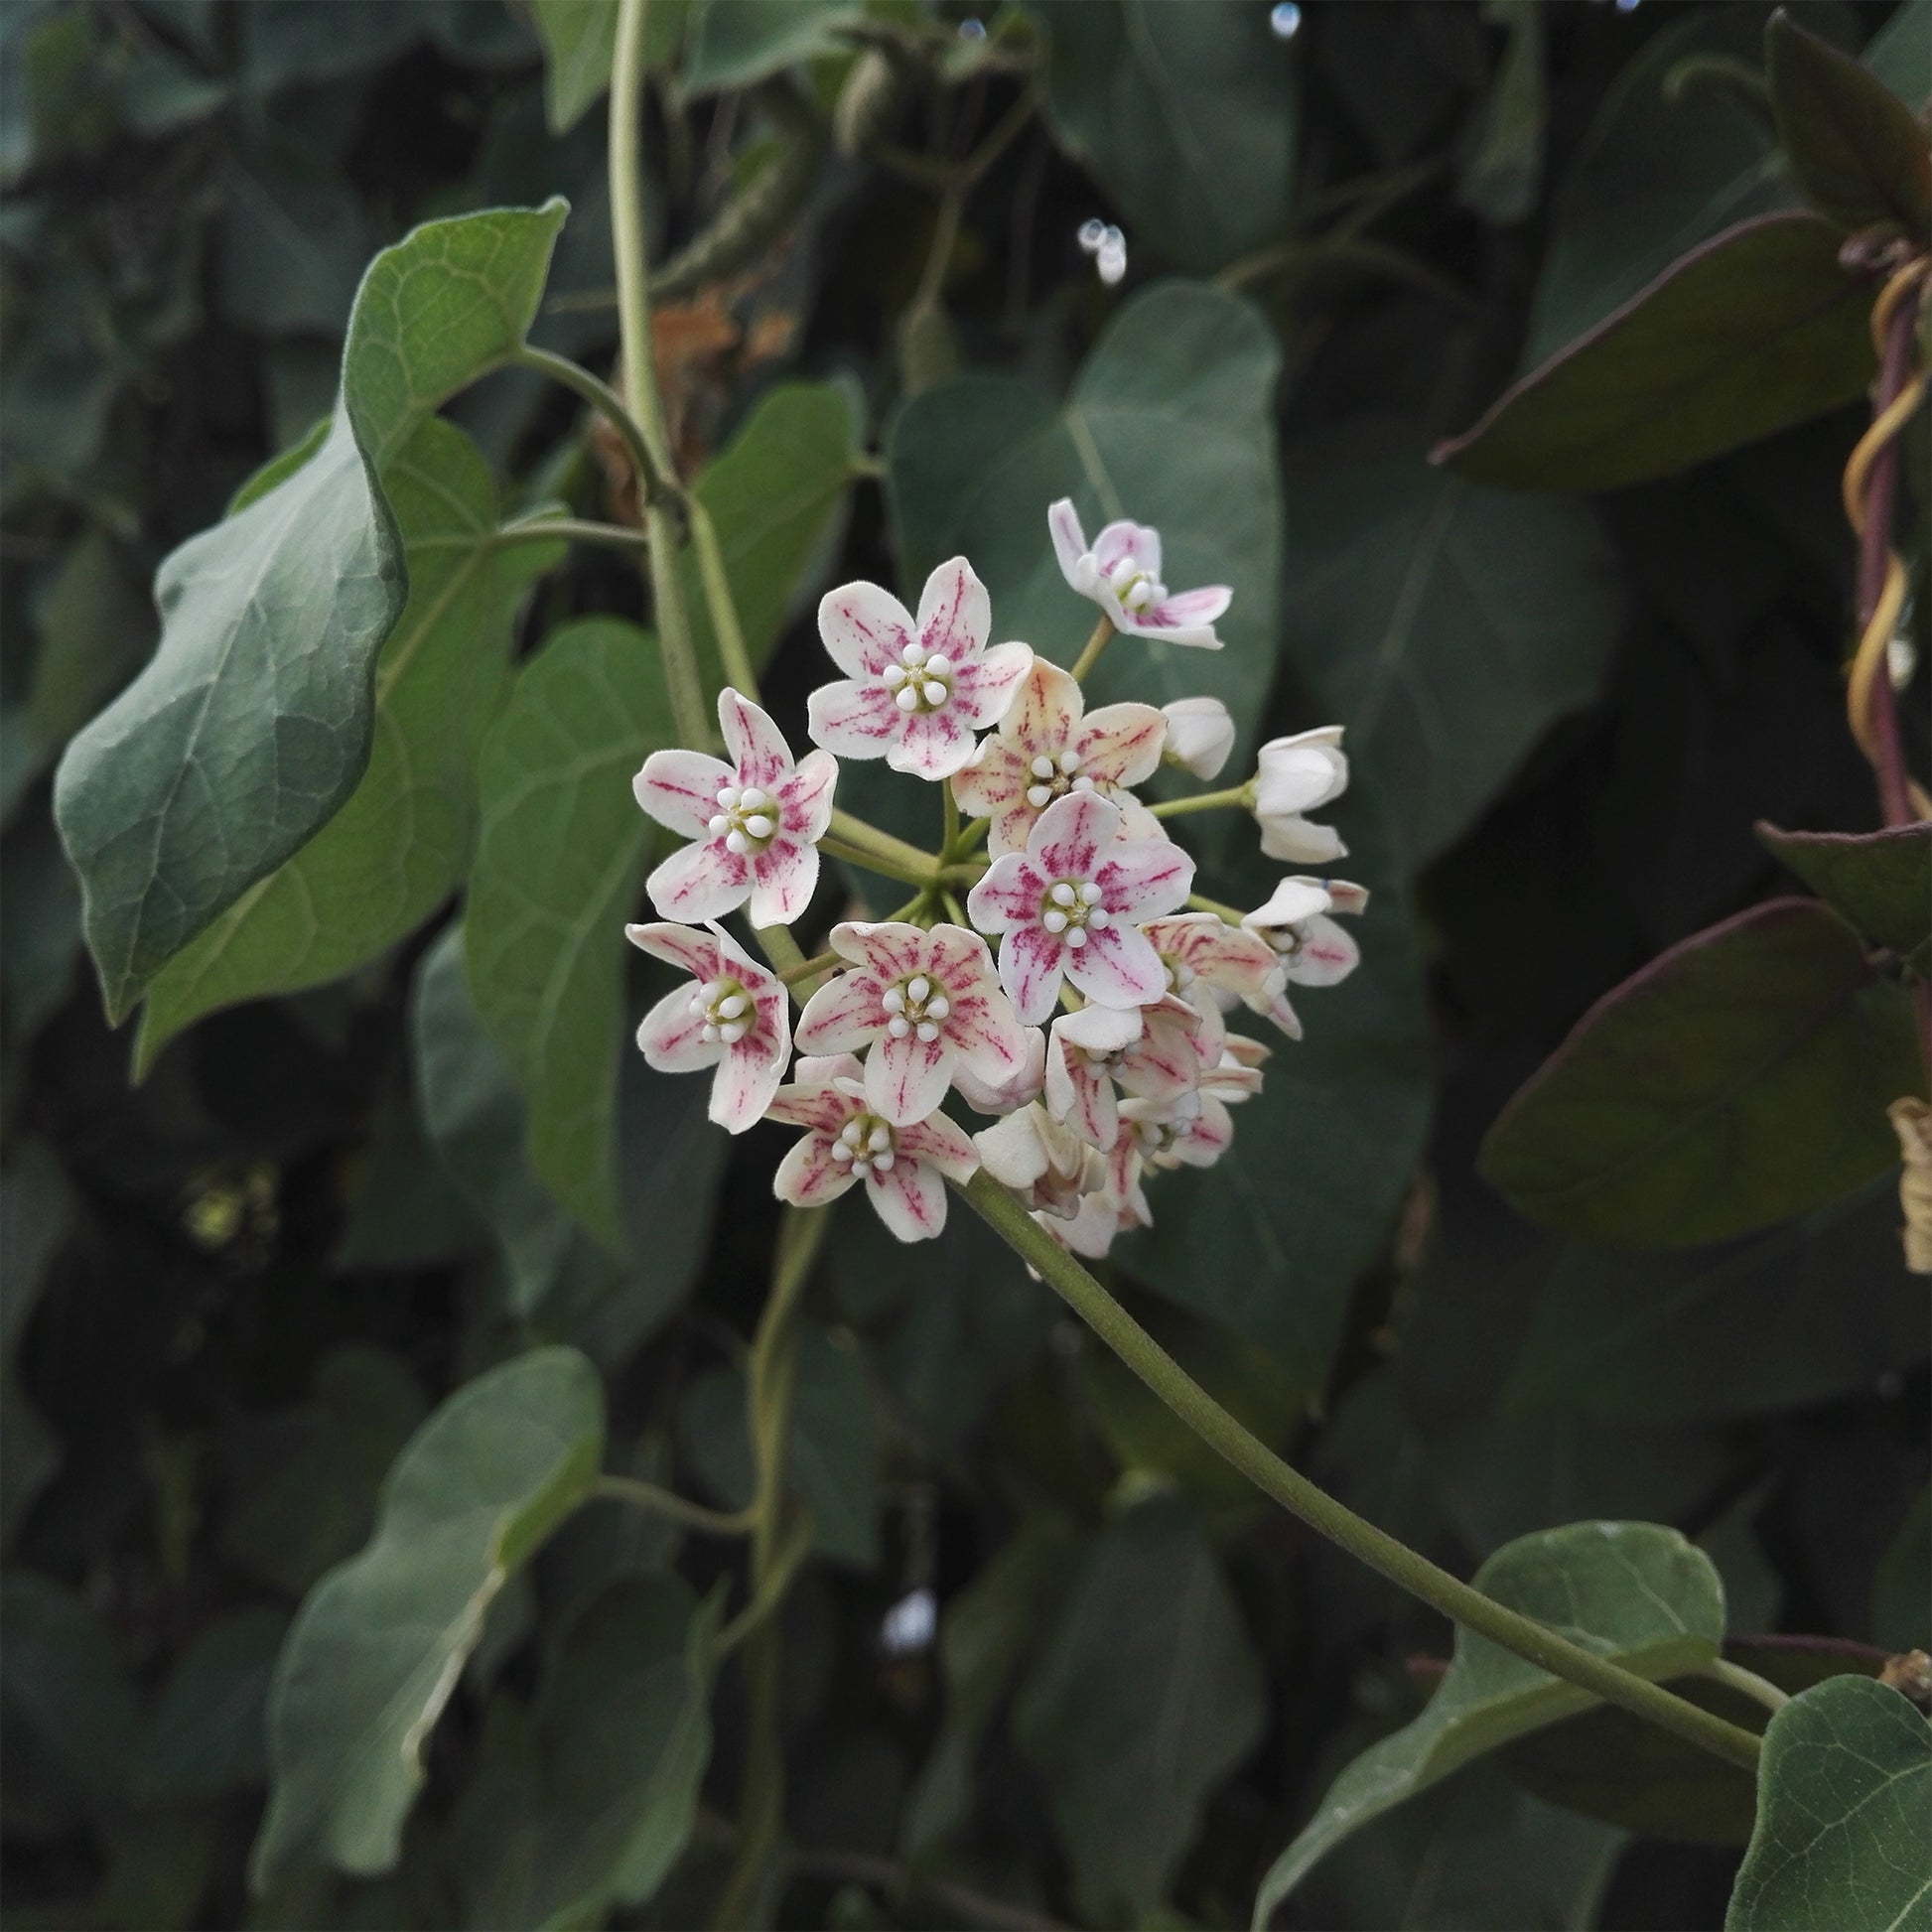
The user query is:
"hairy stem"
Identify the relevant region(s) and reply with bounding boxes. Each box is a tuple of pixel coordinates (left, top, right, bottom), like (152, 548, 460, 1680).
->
(956, 1172, 1766, 1774)
(689, 492, 760, 701)
(492, 514, 651, 556)
(1068, 614, 1115, 683)
(1151, 781, 1255, 820)
(513, 345, 666, 502)
(826, 808, 948, 880)
(610, 0, 712, 752)
(593, 1473, 755, 1535)
(713, 1206, 830, 1930)
(1704, 1658, 1790, 1716)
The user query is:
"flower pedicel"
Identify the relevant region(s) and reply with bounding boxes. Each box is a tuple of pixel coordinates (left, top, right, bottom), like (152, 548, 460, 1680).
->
(624, 501, 1363, 1243)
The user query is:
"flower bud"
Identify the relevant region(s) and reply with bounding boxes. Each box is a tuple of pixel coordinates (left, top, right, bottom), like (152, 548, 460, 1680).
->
(1252, 726, 1348, 863)
(1161, 697, 1236, 779)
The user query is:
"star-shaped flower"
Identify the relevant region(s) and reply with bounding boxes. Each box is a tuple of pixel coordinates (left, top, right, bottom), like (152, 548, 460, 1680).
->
(625, 921, 791, 1132)
(1047, 499, 1229, 648)
(791, 921, 1031, 1127)
(1042, 994, 1214, 1152)
(965, 791, 1194, 1026)
(1241, 877, 1368, 1037)
(767, 1054, 980, 1243)
(633, 689, 836, 927)
(1139, 912, 1281, 1018)
(973, 1103, 1101, 1221)
(1118, 1088, 1236, 1173)
(1253, 727, 1348, 864)
(950, 658, 1166, 855)
(808, 557, 1034, 780)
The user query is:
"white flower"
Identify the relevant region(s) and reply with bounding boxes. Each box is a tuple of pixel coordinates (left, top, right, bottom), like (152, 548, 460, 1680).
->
(1252, 726, 1348, 864)
(1241, 876, 1368, 1038)
(1046, 499, 1230, 648)
(973, 1103, 1100, 1220)
(1160, 697, 1235, 779)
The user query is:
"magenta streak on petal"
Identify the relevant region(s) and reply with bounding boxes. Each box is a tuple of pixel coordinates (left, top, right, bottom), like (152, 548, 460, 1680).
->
(1000, 922, 1066, 1026)
(1065, 921, 1167, 1009)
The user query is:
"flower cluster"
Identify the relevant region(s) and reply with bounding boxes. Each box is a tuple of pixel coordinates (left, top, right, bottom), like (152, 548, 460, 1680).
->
(627, 499, 1365, 1248)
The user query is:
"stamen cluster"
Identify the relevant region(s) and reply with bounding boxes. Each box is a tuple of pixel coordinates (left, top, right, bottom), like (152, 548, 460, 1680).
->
(627, 500, 1365, 1247)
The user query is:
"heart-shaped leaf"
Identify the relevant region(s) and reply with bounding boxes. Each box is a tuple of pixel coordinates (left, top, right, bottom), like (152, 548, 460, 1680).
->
(1252, 1521, 1725, 1926)
(1766, 9, 1932, 235)
(1435, 212, 1874, 491)
(1478, 898, 1921, 1249)
(132, 419, 561, 1072)
(56, 200, 568, 1024)
(1725, 1675, 1932, 1930)
(250, 1345, 604, 1890)
(1758, 820, 1932, 974)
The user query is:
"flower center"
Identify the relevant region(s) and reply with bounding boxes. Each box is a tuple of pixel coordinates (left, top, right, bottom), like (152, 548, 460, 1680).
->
(881, 641, 955, 715)
(829, 1110, 897, 1174)
(1024, 747, 1097, 811)
(1038, 877, 1110, 949)
(1106, 556, 1168, 614)
(880, 972, 951, 1043)
(707, 783, 780, 857)
(1129, 1114, 1180, 1155)
(689, 976, 756, 1046)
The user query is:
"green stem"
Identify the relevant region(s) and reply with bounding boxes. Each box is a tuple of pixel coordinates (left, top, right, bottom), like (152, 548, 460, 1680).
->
(1704, 1659, 1790, 1716)
(610, 0, 713, 754)
(714, 1206, 830, 1931)
(826, 808, 944, 881)
(1068, 614, 1115, 684)
(512, 345, 666, 506)
(1187, 892, 1252, 926)
(688, 492, 760, 701)
(1150, 781, 1255, 820)
(820, 838, 934, 890)
(776, 946, 840, 988)
(492, 515, 651, 556)
(593, 1473, 754, 1535)
(955, 1173, 1766, 1775)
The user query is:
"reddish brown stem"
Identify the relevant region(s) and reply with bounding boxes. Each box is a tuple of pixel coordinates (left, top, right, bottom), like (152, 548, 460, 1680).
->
(1859, 293, 1917, 831)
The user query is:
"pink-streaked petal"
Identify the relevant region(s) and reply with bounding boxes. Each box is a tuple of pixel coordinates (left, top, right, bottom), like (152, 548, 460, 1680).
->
(999, 923, 1067, 1027)
(1005, 658, 1082, 753)
(1287, 914, 1361, 987)
(990, 798, 1044, 858)
(897, 1108, 981, 1178)
(794, 967, 887, 1055)
(944, 987, 1033, 1090)
(1044, 1028, 1120, 1152)
(712, 1042, 786, 1134)
(1112, 791, 1164, 843)
(1119, 1008, 1201, 1100)
(966, 854, 1043, 933)
(947, 739, 1024, 821)
(1065, 921, 1168, 1010)
(718, 689, 794, 791)
(867, 1156, 949, 1242)
(1245, 985, 1304, 1040)
(819, 580, 915, 679)
(645, 839, 750, 921)
(1325, 879, 1370, 917)
(1173, 1095, 1234, 1168)
(827, 920, 926, 983)
(915, 556, 991, 663)
(779, 749, 838, 841)
(807, 678, 903, 760)
(747, 838, 818, 928)
(1145, 584, 1230, 628)
(950, 641, 1035, 731)
(953, 1028, 1045, 1114)
(1121, 606, 1223, 647)
(633, 749, 733, 839)
(885, 705, 977, 780)
(1032, 789, 1121, 881)
(623, 920, 720, 980)
(865, 1031, 954, 1126)
(1075, 703, 1167, 787)
(635, 986, 721, 1074)
(1047, 498, 1089, 588)
(1092, 518, 1161, 580)
(926, 922, 998, 986)
(774, 1133, 861, 1207)
(1093, 835, 1195, 920)
(766, 1083, 857, 1134)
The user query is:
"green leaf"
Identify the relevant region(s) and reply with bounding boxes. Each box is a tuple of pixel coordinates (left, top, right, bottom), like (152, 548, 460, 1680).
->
(219, 137, 372, 336)
(1766, 9, 1932, 234)
(681, 378, 863, 693)
(1252, 1521, 1726, 1924)
(465, 618, 673, 1249)
(1503, 1181, 1927, 1424)
(1282, 435, 1625, 869)
(1456, 0, 1548, 227)
(452, 1575, 718, 1928)
(679, 0, 860, 96)
(134, 420, 561, 1071)
(1725, 1676, 1932, 1931)
(1867, 0, 1932, 107)
(1016, 1497, 1265, 1919)
(1871, 1485, 1929, 1653)
(1759, 820, 1932, 973)
(890, 279, 1284, 769)
(681, 1319, 881, 1566)
(1032, 0, 1298, 272)
(1479, 898, 1922, 1250)
(1523, 5, 1798, 367)
(531, 0, 686, 131)
(411, 923, 606, 1316)
(1121, 800, 1433, 1392)
(55, 200, 569, 1024)
(135, 1607, 288, 1802)
(1435, 212, 1874, 492)
(251, 1345, 605, 1890)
